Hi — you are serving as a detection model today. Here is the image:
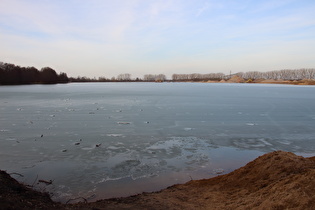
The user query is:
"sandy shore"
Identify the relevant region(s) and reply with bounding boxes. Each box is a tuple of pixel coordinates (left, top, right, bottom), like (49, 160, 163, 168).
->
(201, 76, 315, 85)
(1, 151, 315, 209)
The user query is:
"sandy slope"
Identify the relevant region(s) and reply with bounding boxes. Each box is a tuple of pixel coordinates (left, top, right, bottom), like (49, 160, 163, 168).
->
(1, 151, 315, 209)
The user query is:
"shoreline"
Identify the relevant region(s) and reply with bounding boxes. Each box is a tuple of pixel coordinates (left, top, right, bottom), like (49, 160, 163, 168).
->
(1, 78, 315, 86)
(188, 77, 315, 85)
(1, 151, 315, 209)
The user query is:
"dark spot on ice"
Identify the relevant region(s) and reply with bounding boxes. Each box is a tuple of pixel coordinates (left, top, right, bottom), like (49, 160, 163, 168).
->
(74, 142, 80, 145)
(40, 134, 43, 138)
(96, 143, 102, 147)
(62, 149, 67, 152)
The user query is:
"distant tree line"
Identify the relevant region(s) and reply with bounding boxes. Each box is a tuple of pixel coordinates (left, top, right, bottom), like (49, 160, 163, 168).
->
(172, 69, 315, 81)
(172, 73, 225, 81)
(69, 74, 137, 82)
(143, 74, 167, 82)
(0, 62, 69, 85)
(69, 73, 168, 82)
(236, 69, 315, 81)
(69, 76, 101, 83)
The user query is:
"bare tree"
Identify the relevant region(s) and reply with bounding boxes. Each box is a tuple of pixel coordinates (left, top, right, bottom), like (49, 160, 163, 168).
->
(144, 74, 167, 81)
(117, 73, 131, 81)
(172, 72, 225, 81)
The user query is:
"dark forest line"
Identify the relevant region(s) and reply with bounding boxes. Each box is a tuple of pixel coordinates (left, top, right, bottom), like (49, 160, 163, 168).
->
(0, 62, 69, 85)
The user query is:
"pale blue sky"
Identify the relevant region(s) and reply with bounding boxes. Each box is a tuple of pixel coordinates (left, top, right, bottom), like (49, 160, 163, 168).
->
(1, 0, 315, 78)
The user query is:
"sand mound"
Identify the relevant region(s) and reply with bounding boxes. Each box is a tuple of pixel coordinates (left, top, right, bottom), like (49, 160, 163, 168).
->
(259, 79, 278, 83)
(1, 151, 315, 209)
(256, 79, 315, 85)
(297, 79, 315, 85)
(227, 75, 245, 83)
(185, 151, 315, 209)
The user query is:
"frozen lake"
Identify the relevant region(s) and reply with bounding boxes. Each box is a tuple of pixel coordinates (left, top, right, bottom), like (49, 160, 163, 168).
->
(1, 82, 315, 202)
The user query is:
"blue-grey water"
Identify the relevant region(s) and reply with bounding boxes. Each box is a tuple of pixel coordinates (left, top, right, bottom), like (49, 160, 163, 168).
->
(0, 82, 315, 202)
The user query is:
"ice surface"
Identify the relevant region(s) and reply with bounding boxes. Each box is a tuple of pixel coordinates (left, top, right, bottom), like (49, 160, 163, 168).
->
(0, 83, 315, 202)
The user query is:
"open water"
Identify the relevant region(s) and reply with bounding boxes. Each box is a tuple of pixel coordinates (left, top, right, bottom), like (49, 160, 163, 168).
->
(0, 82, 315, 202)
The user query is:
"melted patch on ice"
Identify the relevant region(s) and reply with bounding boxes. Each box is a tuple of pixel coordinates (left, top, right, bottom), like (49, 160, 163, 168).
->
(106, 134, 124, 137)
(213, 168, 224, 174)
(107, 146, 121, 150)
(96, 160, 159, 182)
(81, 147, 96, 150)
(233, 138, 273, 149)
(278, 140, 291, 145)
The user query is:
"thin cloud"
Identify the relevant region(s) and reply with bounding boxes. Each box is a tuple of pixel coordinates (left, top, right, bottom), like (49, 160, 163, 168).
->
(196, 2, 210, 17)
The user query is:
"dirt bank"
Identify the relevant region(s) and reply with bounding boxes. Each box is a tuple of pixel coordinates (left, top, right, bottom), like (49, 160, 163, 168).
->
(201, 78, 315, 85)
(1, 151, 315, 209)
